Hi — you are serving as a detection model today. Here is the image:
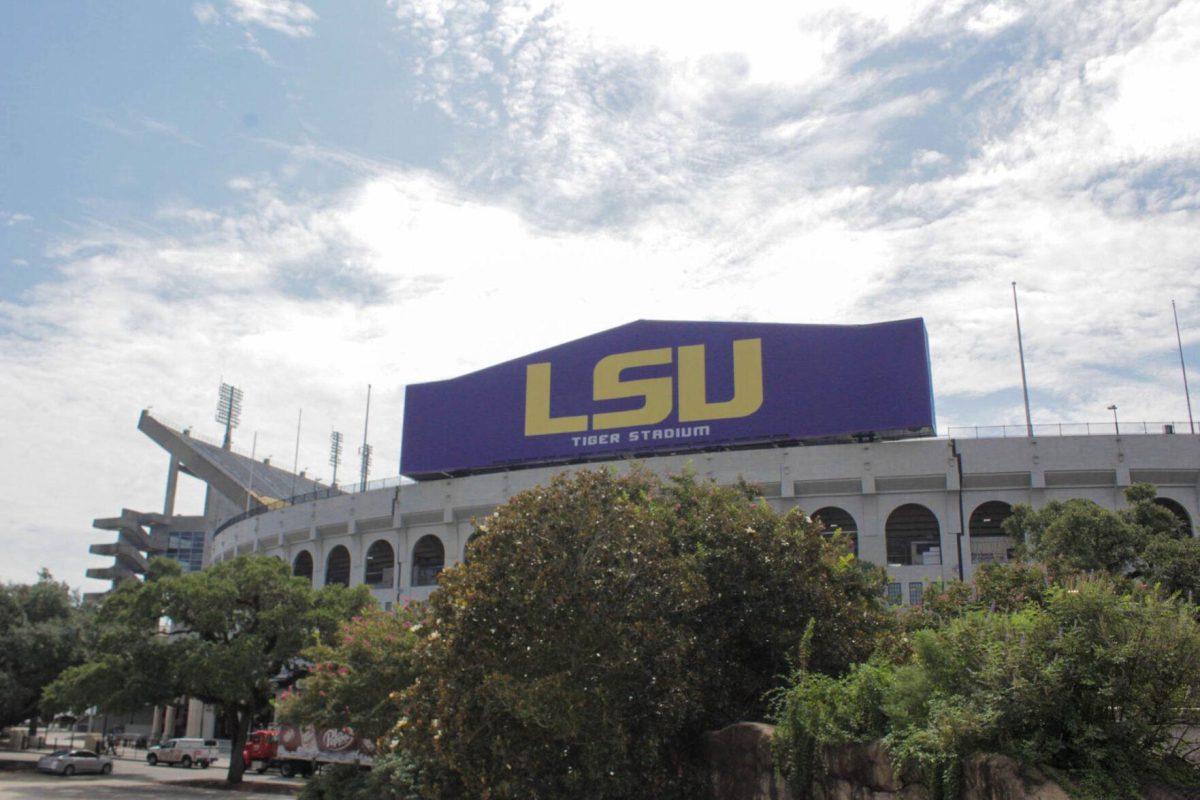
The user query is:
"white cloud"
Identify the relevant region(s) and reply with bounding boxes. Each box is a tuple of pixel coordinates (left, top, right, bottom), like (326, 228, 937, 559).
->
(192, 3, 219, 25)
(2, 211, 33, 226)
(226, 0, 317, 38)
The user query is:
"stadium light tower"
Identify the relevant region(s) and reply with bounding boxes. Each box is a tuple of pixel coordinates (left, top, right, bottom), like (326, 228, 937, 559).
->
(215, 383, 243, 449)
(359, 384, 373, 492)
(329, 430, 344, 488)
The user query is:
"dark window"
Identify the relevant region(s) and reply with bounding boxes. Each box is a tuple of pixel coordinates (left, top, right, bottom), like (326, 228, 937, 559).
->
(364, 540, 395, 588)
(886, 582, 902, 606)
(812, 506, 858, 555)
(969, 501, 1015, 564)
(165, 531, 205, 572)
(885, 504, 941, 566)
(411, 535, 445, 587)
(1154, 497, 1193, 536)
(909, 582, 924, 606)
(325, 545, 351, 587)
(292, 550, 313, 581)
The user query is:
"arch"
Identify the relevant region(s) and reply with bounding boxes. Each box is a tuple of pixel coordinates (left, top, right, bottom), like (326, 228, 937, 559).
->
(292, 550, 313, 581)
(364, 540, 396, 588)
(969, 501, 1016, 565)
(885, 504, 941, 566)
(1155, 497, 1193, 535)
(325, 545, 351, 587)
(812, 506, 858, 555)
(463, 531, 484, 564)
(411, 535, 445, 587)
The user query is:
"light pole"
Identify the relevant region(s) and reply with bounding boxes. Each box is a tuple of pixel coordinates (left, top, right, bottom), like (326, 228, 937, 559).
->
(1107, 404, 1119, 435)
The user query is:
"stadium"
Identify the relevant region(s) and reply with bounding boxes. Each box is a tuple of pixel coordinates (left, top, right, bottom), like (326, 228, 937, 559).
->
(86, 317, 1199, 735)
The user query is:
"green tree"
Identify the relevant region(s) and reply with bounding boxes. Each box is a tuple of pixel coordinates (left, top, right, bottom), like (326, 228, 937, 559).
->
(44, 555, 372, 785)
(0, 570, 86, 733)
(278, 604, 422, 741)
(397, 468, 891, 800)
(1006, 499, 1144, 574)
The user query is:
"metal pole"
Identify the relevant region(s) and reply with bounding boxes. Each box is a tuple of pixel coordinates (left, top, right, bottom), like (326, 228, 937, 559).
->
(1173, 300, 1195, 434)
(291, 409, 303, 497)
(245, 432, 258, 513)
(1012, 282, 1034, 437)
(1108, 404, 1119, 435)
(360, 385, 372, 492)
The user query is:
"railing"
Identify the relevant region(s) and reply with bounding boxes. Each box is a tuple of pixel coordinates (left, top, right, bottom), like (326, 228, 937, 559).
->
(946, 421, 1195, 438)
(212, 475, 405, 541)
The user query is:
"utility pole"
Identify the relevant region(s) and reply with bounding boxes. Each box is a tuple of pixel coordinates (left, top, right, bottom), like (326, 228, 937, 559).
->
(1108, 404, 1119, 435)
(291, 409, 303, 497)
(1173, 300, 1195, 434)
(1012, 282, 1034, 437)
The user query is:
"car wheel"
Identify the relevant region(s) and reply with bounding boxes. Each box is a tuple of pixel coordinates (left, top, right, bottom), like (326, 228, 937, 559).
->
(101, 763, 113, 775)
(181, 756, 192, 769)
(280, 762, 295, 778)
(147, 754, 158, 766)
(63, 765, 75, 777)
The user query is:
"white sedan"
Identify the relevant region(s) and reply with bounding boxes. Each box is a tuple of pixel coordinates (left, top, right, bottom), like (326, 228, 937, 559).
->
(36, 749, 114, 776)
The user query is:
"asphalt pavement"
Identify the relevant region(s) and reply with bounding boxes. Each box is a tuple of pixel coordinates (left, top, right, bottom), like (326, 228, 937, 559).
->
(0, 747, 302, 799)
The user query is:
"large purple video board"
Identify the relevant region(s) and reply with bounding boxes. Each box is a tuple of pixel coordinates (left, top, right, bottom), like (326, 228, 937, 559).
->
(400, 319, 935, 479)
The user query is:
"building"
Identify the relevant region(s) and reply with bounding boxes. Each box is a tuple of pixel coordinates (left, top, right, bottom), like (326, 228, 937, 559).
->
(86, 318, 1199, 735)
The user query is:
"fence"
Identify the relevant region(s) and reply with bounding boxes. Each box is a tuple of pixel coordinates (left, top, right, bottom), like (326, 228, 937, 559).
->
(213, 475, 406, 540)
(946, 421, 1195, 438)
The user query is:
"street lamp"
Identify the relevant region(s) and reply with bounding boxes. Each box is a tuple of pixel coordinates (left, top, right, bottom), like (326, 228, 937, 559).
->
(1107, 404, 1119, 435)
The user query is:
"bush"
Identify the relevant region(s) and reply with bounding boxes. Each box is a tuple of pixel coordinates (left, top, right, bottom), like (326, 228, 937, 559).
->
(773, 577, 1200, 799)
(299, 752, 424, 800)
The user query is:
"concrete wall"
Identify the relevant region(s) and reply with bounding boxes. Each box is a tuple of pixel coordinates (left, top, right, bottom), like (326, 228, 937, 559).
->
(209, 434, 1200, 607)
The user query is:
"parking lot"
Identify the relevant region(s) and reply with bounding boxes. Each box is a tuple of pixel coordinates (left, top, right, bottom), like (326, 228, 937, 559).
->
(0, 748, 302, 799)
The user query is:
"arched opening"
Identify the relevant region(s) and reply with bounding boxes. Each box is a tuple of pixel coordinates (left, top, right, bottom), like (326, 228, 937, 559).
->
(411, 535, 445, 587)
(292, 550, 313, 581)
(325, 545, 351, 587)
(463, 531, 484, 564)
(969, 501, 1016, 564)
(885, 504, 941, 566)
(1155, 497, 1194, 536)
(364, 540, 396, 588)
(812, 506, 858, 555)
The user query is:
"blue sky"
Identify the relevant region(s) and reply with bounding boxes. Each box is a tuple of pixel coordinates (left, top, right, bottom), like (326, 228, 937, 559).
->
(2, 0, 1198, 590)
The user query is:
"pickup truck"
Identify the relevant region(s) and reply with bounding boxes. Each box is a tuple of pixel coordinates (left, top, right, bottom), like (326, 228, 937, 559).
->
(243, 724, 374, 777)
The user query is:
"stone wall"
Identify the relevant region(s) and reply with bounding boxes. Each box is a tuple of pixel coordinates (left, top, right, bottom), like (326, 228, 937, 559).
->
(704, 723, 1073, 800)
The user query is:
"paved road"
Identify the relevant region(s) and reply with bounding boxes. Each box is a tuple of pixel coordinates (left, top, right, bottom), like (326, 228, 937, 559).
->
(0, 750, 302, 799)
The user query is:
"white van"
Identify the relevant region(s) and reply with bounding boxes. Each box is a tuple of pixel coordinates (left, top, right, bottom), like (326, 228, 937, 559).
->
(146, 738, 219, 769)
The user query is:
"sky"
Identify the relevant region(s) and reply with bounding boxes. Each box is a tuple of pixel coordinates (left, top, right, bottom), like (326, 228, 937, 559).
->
(1, 0, 1198, 593)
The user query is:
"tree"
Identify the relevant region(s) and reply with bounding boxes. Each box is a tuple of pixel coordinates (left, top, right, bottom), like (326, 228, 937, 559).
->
(1006, 498, 1145, 574)
(0, 570, 86, 733)
(396, 468, 892, 800)
(278, 604, 422, 741)
(44, 555, 372, 785)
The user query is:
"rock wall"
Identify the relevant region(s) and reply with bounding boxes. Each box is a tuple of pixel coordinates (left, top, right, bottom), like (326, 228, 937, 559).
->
(704, 724, 1072, 800)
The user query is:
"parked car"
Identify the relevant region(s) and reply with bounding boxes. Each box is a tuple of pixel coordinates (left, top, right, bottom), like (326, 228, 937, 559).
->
(37, 749, 114, 776)
(146, 738, 219, 769)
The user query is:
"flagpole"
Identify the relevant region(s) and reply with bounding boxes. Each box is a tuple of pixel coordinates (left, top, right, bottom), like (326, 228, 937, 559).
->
(1012, 282, 1033, 437)
(1173, 300, 1195, 434)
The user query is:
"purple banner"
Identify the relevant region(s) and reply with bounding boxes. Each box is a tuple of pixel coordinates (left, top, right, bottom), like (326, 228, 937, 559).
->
(400, 319, 935, 479)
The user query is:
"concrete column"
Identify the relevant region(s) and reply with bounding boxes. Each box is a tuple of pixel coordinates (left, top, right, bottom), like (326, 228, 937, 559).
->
(163, 705, 177, 740)
(163, 458, 180, 516)
(185, 698, 204, 738)
(150, 706, 164, 740)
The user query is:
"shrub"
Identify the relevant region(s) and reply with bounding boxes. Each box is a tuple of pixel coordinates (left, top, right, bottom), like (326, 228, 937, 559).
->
(773, 577, 1200, 799)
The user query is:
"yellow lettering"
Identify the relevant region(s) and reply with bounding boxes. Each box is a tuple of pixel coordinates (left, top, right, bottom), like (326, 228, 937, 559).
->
(677, 338, 764, 422)
(524, 362, 588, 436)
(591, 348, 673, 430)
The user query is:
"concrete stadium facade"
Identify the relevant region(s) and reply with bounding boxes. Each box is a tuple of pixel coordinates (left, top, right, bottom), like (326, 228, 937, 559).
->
(210, 432, 1200, 609)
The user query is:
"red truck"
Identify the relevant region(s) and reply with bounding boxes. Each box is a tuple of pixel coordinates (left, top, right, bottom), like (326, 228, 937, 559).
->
(243, 724, 375, 777)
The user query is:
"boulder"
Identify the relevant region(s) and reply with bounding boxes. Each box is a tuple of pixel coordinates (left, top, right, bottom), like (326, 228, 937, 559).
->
(961, 753, 1070, 800)
(704, 722, 792, 800)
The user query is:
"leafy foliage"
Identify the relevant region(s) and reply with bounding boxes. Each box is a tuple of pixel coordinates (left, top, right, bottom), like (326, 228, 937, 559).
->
(298, 752, 425, 800)
(279, 604, 422, 741)
(773, 578, 1200, 799)
(44, 555, 372, 785)
(0, 570, 86, 730)
(395, 468, 891, 800)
